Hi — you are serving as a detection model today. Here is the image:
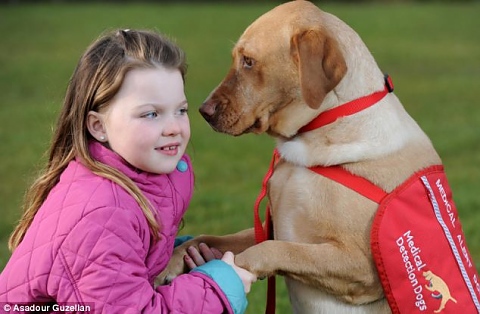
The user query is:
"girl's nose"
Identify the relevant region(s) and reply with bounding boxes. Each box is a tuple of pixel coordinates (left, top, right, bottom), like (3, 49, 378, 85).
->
(162, 117, 182, 136)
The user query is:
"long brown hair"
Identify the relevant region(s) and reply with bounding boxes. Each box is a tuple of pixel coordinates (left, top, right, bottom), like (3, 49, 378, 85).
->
(9, 29, 187, 251)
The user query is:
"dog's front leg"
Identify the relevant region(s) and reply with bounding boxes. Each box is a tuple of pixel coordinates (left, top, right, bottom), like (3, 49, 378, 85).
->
(156, 228, 256, 285)
(235, 240, 383, 304)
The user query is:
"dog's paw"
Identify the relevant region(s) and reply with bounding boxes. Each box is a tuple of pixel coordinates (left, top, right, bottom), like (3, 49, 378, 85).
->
(234, 245, 274, 278)
(155, 272, 177, 286)
(155, 260, 188, 286)
(155, 249, 189, 286)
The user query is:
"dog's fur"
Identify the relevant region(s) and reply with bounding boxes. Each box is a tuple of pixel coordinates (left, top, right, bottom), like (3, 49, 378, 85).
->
(159, 1, 442, 313)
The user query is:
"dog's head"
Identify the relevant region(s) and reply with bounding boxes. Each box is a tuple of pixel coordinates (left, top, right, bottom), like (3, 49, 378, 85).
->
(200, 1, 348, 138)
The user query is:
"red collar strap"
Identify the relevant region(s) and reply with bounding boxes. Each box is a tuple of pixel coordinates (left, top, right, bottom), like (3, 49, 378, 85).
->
(298, 74, 394, 133)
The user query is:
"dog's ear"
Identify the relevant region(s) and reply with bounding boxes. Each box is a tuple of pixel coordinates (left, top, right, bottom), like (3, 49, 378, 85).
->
(290, 29, 347, 109)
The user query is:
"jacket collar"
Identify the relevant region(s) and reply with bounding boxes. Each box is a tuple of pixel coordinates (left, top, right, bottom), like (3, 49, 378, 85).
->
(87, 141, 170, 195)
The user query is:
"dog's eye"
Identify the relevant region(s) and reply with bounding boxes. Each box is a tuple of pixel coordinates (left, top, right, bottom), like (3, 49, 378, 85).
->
(242, 56, 255, 69)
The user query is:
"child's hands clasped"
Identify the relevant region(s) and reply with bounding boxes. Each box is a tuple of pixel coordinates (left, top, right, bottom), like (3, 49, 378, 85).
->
(185, 243, 257, 293)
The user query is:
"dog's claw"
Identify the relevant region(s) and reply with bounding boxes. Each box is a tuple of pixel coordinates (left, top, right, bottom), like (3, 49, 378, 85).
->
(155, 273, 177, 287)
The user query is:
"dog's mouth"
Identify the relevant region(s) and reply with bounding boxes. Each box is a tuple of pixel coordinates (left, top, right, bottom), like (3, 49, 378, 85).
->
(200, 95, 278, 136)
(205, 102, 268, 136)
(243, 118, 263, 134)
(218, 115, 264, 137)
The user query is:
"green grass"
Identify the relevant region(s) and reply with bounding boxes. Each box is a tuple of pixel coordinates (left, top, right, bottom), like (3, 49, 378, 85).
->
(1, 2, 479, 312)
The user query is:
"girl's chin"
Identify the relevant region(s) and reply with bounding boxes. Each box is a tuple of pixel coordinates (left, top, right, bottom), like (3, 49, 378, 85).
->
(131, 154, 185, 174)
(146, 166, 177, 175)
(149, 160, 183, 175)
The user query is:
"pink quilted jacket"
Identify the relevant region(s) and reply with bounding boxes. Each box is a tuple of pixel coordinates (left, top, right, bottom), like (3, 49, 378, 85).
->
(0, 142, 247, 313)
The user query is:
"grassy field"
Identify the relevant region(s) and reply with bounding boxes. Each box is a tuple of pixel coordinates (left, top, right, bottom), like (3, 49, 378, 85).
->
(1, 2, 479, 312)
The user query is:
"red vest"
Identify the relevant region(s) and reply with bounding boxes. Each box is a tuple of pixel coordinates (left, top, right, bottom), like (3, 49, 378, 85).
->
(311, 164, 480, 313)
(370, 166, 480, 313)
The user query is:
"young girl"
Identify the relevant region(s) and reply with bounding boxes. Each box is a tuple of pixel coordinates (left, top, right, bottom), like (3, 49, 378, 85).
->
(0, 29, 256, 313)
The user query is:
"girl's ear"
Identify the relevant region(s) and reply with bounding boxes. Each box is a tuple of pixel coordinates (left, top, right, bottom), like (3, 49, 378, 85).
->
(87, 111, 108, 142)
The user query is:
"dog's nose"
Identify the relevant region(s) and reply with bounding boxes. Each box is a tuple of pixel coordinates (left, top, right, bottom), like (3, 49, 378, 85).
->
(199, 100, 217, 122)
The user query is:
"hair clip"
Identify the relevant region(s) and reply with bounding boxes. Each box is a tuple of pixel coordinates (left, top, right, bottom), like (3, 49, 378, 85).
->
(118, 29, 131, 37)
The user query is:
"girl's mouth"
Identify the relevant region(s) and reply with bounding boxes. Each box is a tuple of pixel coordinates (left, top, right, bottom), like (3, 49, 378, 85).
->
(157, 144, 180, 156)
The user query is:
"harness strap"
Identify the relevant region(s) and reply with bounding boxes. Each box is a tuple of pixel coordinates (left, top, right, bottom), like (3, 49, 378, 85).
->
(309, 165, 388, 204)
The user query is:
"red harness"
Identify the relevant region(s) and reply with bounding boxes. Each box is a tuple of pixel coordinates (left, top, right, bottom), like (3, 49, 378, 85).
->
(255, 75, 394, 242)
(253, 75, 480, 313)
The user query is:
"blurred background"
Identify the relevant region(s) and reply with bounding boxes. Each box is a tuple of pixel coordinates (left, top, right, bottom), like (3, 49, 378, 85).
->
(1, 0, 479, 312)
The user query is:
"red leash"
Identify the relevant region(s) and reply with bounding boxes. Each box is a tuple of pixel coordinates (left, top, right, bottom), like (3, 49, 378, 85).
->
(254, 150, 279, 244)
(253, 150, 279, 314)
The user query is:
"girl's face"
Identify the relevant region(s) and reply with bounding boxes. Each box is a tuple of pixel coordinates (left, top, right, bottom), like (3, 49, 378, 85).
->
(96, 66, 190, 174)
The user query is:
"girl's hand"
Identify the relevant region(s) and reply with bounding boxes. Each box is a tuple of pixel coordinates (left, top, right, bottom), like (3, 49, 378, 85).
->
(221, 251, 257, 293)
(184, 245, 257, 293)
(184, 243, 223, 269)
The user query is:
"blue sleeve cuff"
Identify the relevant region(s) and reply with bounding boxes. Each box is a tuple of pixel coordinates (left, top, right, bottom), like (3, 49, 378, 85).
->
(174, 235, 193, 248)
(191, 260, 248, 314)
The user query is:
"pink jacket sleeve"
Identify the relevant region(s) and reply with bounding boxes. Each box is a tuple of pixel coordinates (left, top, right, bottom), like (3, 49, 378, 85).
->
(51, 205, 233, 313)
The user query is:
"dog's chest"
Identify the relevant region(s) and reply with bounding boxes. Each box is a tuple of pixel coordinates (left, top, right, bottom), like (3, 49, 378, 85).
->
(268, 161, 378, 242)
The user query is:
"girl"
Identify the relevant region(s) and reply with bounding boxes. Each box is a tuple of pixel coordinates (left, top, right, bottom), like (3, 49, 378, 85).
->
(0, 29, 256, 313)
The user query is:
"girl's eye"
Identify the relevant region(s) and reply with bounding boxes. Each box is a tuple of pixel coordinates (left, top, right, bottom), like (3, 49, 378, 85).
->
(178, 107, 189, 115)
(242, 56, 255, 69)
(143, 111, 158, 119)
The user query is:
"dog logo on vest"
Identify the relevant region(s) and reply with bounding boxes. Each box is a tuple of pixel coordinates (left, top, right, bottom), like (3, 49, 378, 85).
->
(423, 270, 457, 313)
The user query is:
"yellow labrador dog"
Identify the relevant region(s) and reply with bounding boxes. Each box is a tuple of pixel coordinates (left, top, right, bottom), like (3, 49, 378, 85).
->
(160, 1, 442, 313)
